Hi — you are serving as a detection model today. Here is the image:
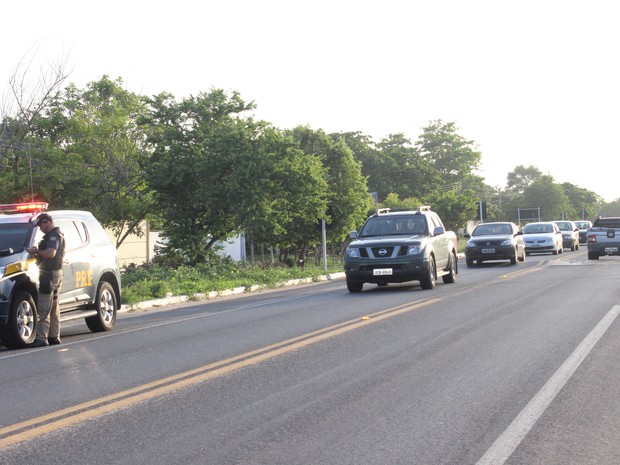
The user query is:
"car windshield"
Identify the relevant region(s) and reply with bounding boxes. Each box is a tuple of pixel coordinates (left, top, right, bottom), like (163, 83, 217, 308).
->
(575, 221, 590, 229)
(523, 224, 553, 234)
(361, 215, 427, 237)
(0, 223, 30, 251)
(555, 222, 572, 231)
(473, 224, 512, 236)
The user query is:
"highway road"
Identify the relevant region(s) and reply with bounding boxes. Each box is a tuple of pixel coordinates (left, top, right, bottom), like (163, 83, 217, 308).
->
(1, 249, 619, 464)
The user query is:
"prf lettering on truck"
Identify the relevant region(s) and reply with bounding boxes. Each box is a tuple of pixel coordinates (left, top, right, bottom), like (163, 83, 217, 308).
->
(76, 269, 94, 287)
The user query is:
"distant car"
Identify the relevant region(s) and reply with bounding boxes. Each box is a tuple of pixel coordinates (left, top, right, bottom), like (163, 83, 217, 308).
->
(553, 220, 580, 251)
(523, 222, 563, 255)
(574, 220, 592, 244)
(464, 222, 525, 266)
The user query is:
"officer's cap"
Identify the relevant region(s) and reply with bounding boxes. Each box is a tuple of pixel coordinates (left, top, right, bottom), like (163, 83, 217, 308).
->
(35, 213, 53, 226)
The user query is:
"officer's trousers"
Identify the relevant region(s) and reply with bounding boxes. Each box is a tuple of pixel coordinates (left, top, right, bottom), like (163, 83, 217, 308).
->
(35, 270, 63, 341)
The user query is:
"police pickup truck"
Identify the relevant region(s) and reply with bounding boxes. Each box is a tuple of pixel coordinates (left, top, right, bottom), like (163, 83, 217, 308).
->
(344, 206, 458, 292)
(0, 202, 121, 349)
(587, 216, 620, 260)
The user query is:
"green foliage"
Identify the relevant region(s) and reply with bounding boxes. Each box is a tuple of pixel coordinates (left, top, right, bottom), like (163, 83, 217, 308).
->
(120, 260, 332, 305)
(381, 193, 423, 211)
(416, 120, 482, 187)
(521, 175, 571, 221)
(428, 189, 477, 232)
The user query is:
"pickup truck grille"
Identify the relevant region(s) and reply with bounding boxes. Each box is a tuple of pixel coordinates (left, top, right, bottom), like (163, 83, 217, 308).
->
(358, 246, 410, 258)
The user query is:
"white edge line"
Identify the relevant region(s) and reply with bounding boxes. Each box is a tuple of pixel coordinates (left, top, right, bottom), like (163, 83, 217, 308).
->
(476, 304, 620, 465)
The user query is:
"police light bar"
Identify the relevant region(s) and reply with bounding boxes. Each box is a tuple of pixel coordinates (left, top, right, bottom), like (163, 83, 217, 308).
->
(0, 202, 49, 213)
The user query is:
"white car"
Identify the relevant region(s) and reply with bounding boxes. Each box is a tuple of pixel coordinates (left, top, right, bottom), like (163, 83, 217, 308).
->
(523, 222, 564, 255)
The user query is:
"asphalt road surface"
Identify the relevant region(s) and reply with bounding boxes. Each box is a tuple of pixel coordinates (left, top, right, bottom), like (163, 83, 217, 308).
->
(1, 249, 619, 465)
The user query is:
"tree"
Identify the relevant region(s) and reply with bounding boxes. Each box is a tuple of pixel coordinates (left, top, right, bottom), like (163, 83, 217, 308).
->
(560, 182, 602, 221)
(31, 76, 154, 247)
(415, 120, 482, 188)
(1, 48, 70, 202)
(428, 189, 477, 233)
(506, 165, 543, 193)
(145, 91, 329, 265)
(289, 126, 373, 258)
(375, 133, 439, 200)
(521, 175, 570, 221)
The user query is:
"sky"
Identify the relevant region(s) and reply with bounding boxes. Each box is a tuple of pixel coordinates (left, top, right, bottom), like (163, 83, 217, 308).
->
(2, 0, 619, 202)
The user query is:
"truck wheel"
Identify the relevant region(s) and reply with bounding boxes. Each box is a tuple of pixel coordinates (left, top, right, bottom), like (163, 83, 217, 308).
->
(420, 257, 436, 290)
(346, 279, 363, 293)
(0, 291, 37, 349)
(85, 282, 117, 332)
(442, 252, 457, 284)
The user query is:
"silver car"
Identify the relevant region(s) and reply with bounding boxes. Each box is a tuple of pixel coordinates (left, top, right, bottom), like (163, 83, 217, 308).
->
(523, 222, 564, 255)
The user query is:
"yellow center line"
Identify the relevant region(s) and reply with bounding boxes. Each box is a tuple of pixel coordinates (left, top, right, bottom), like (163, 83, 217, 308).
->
(0, 297, 441, 449)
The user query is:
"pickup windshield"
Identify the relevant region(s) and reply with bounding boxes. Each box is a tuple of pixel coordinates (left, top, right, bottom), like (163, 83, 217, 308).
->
(361, 215, 427, 237)
(0, 223, 30, 251)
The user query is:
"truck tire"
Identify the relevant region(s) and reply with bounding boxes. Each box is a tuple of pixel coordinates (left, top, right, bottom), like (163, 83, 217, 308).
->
(346, 279, 363, 293)
(85, 282, 118, 332)
(442, 252, 457, 284)
(420, 257, 436, 290)
(0, 291, 37, 349)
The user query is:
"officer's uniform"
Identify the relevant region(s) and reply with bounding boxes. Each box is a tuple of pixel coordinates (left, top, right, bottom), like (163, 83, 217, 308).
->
(34, 218, 65, 343)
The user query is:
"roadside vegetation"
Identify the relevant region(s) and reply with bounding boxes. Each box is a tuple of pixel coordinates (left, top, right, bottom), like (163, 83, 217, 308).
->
(121, 257, 343, 305)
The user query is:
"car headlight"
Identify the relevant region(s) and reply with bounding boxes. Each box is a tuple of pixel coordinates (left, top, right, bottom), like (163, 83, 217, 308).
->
(347, 248, 361, 258)
(466, 241, 476, 248)
(408, 245, 422, 255)
(501, 239, 512, 246)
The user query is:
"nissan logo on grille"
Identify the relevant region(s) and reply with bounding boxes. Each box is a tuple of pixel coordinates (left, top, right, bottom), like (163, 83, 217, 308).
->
(378, 248, 388, 256)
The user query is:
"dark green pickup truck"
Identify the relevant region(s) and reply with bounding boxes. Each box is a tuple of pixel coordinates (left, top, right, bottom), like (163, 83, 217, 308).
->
(343, 206, 458, 293)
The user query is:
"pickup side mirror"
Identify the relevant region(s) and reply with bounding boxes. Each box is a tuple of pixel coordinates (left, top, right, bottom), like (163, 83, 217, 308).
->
(433, 226, 445, 236)
(349, 230, 358, 240)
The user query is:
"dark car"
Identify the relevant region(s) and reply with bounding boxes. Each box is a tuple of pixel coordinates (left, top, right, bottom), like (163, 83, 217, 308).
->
(574, 220, 592, 244)
(553, 220, 580, 251)
(0, 203, 121, 349)
(464, 222, 525, 267)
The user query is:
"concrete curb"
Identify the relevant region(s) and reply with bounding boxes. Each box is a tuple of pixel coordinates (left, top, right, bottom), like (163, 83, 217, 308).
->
(120, 271, 346, 313)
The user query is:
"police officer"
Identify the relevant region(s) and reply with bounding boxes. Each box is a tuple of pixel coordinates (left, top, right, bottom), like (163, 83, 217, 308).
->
(26, 213, 65, 347)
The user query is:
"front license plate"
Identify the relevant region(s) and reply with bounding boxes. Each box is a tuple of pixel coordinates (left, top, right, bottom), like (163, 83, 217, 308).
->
(373, 268, 393, 276)
(605, 247, 618, 253)
(482, 248, 495, 254)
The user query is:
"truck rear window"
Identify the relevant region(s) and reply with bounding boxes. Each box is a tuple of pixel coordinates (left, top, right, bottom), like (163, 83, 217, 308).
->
(593, 218, 620, 228)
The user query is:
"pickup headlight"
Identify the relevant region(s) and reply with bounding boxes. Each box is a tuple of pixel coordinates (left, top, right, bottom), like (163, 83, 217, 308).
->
(408, 245, 422, 255)
(347, 248, 361, 258)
